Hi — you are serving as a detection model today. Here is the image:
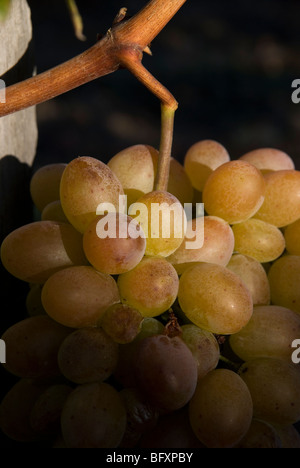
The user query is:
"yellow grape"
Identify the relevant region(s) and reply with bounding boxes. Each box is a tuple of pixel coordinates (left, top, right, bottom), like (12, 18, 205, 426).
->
(107, 144, 158, 207)
(41, 200, 69, 223)
(0, 220, 88, 284)
(234, 419, 282, 448)
(167, 215, 235, 274)
(168, 158, 194, 205)
(267, 255, 300, 314)
(189, 369, 253, 448)
(231, 219, 285, 263)
(129, 190, 186, 257)
(117, 257, 179, 318)
(227, 254, 270, 305)
(229, 305, 300, 361)
(83, 212, 146, 275)
(41, 265, 120, 328)
(253, 170, 300, 227)
(60, 156, 124, 233)
(284, 218, 300, 255)
(239, 148, 295, 172)
(30, 163, 67, 212)
(99, 303, 143, 344)
(184, 139, 230, 192)
(178, 263, 253, 335)
(202, 160, 266, 224)
(239, 357, 300, 425)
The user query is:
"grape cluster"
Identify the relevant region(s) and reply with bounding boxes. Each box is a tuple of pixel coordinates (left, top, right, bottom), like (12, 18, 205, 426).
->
(1, 142, 300, 448)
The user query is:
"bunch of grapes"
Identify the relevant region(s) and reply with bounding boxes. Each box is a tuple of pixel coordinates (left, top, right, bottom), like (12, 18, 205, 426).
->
(1, 141, 300, 448)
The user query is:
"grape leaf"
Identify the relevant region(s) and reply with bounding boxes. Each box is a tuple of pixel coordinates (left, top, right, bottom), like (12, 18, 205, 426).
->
(0, 0, 11, 21)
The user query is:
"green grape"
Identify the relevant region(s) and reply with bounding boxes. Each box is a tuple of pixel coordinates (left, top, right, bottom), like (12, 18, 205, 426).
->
(0, 220, 88, 284)
(117, 257, 179, 318)
(41, 265, 120, 328)
(181, 324, 220, 379)
(234, 419, 282, 448)
(178, 263, 253, 335)
(189, 369, 253, 448)
(60, 382, 127, 448)
(119, 387, 159, 448)
(184, 139, 230, 192)
(284, 218, 300, 255)
(275, 424, 300, 448)
(41, 200, 69, 223)
(229, 305, 300, 362)
(239, 357, 300, 425)
(267, 255, 300, 314)
(253, 170, 300, 227)
(57, 327, 119, 384)
(232, 218, 285, 263)
(129, 190, 186, 257)
(167, 216, 235, 275)
(60, 156, 125, 234)
(202, 160, 266, 224)
(0, 378, 49, 442)
(30, 384, 73, 437)
(239, 148, 295, 172)
(1, 315, 72, 379)
(99, 303, 143, 344)
(83, 212, 146, 275)
(30, 163, 67, 212)
(134, 334, 198, 413)
(26, 284, 46, 316)
(226, 254, 270, 305)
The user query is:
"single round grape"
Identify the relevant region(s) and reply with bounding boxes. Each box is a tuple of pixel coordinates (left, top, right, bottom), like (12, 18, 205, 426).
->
(239, 357, 300, 425)
(57, 327, 119, 384)
(202, 160, 266, 224)
(41, 200, 69, 223)
(41, 265, 120, 328)
(284, 218, 300, 255)
(181, 324, 220, 379)
(129, 190, 187, 257)
(60, 156, 125, 233)
(267, 255, 300, 314)
(239, 148, 295, 172)
(117, 257, 179, 318)
(189, 369, 253, 448)
(234, 419, 282, 448)
(83, 212, 146, 275)
(0, 220, 88, 284)
(232, 218, 285, 263)
(178, 263, 253, 335)
(229, 305, 300, 362)
(26, 284, 46, 316)
(167, 215, 235, 275)
(227, 254, 270, 305)
(1, 315, 72, 379)
(99, 303, 143, 344)
(253, 170, 300, 227)
(134, 334, 198, 413)
(60, 382, 127, 448)
(184, 139, 230, 192)
(30, 163, 67, 212)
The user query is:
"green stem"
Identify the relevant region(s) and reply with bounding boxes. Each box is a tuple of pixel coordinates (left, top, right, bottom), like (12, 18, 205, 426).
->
(155, 104, 176, 192)
(219, 355, 242, 372)
(65, 0, 86, 41)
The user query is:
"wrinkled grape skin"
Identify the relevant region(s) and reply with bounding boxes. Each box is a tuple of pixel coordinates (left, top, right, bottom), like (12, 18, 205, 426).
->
(202, 160, 266, 224)
(239, 357, 300, 426)
(60, 156, 125, 234)
(0, 221, 88, 284)
(267, 255, 300, 314)
(30, 163, 67, 212)
(41, 265, 120, 328)
(167, 216, 235, 274)
(239, 148, 295, 172)
(229, 305, 300, 362)
(1, 315, 72, 379)
(184, 140, 230, 192)
(134, 334, 198, 413)
(60, 382, 127, 448)
(232, 219, 285, 263)
(189, 369, 253, 448)
(57, 327, 119, 384)
(227, 254, 270, 305)
(178, 263, 253, 335)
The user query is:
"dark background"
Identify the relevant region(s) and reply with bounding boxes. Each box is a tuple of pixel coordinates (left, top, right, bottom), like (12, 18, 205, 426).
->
(1, 0, 300, 447)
